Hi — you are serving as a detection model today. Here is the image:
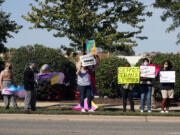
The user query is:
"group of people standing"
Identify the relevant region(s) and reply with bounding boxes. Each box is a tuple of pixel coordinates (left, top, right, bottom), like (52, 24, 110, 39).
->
(0, 62, 37, 113)
(0, 56, 175, 114)
(121, 58, 175, 113)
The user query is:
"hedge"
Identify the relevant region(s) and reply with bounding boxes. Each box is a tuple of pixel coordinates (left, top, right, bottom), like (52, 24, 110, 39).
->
(10, 44, 76, 100)
(95, 57, 129, 98)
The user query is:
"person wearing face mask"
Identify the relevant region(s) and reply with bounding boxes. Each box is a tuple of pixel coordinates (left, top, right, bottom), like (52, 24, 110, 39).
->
(158, 60, 174, 113)
(0, 62, 18, 109)
(24, 62, 37, 113)
(140, 58, 153, 113)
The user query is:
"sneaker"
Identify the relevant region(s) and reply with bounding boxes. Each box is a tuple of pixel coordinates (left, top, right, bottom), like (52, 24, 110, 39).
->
(160, 110, 165, 113)
(148, 110, 151, 113)
(165, 110, 169, 113)
(81, 108, 86, 112)
(24, 110, 30, 114)
(140, 110, 144, 113)
(88, 109, 95, 113)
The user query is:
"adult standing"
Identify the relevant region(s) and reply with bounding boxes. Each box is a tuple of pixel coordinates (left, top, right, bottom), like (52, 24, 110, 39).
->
(140, 58, 152, 113)
(121, 64, 135, 112)
(0, 62, 18, 109)
(159, 60, 174, 113)
(148, 57, 157, 109)
(76, 60, 94, 112)
(24, 62, 36, 113)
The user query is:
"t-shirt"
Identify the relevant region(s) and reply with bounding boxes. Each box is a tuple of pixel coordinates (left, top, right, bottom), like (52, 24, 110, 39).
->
(77, 70, 91, 86)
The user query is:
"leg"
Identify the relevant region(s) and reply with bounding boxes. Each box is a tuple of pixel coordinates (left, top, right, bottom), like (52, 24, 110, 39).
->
(11, 95, 18, 108)
(122, 89, 127, 112)
(31, 90, 36, 111)
(128, 90, 135, 111)
(161, 90, 167, 111)
(86, 86, 92, 110)
(3, 95, 10, 109)
(151, 87, 156, 108)
(147, 85, 152, 111)
(78, 86, 86, 108)
(24, 90, 31, 111)
(161, 98, 167, 111)
(140, 85, 145, 111)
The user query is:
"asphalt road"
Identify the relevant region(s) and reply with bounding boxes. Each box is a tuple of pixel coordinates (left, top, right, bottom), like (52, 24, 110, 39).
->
(0, 118, 180, 135)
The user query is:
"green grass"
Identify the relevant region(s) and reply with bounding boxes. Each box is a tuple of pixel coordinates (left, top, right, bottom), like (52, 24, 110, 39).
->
(0, 106, 180, 117)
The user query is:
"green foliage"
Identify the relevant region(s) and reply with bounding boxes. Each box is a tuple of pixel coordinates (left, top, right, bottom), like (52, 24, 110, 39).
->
(0, 58, 5, 72)
(22, 0, 151, 55)
(136, 54, 180, 100)
(154, 0, 180, 44)
(0, 0, 22, 53)
(10, 44, 76, 100)
(95, 57, 129, 98)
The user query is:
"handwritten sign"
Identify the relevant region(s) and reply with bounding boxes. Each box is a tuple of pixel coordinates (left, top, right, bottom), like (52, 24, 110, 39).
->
(80, 54, 96, 67)
(140, 66, 155, 78)
(118, 67, 140, 84)
(160, 71, 176, 83)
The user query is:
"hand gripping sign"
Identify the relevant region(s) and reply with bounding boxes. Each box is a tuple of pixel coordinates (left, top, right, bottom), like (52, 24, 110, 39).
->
(118, 67, 140, 84)
(80, 54, 96, 67)
(140, 66, 156, 78)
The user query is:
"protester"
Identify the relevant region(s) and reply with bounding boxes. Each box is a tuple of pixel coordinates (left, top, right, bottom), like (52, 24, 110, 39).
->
(158, 60, 174, 113)
(148, 57, 157, 109)
(122, 63, 135, 112)
(0, 62, 18, 109)
(24, 62, 37, 113)
(140, 58, 152, 113)
(76, 60, 94, 112)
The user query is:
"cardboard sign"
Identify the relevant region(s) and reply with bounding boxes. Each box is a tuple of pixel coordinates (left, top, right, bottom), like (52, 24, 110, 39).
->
(80, 54, 96, 67)
(118, 67, 140, 84)
(140, 66, 155, 78)
(160, 71, 176, 83)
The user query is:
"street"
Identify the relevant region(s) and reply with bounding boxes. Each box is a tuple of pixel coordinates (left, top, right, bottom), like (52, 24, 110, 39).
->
(0, 116, 180, 135)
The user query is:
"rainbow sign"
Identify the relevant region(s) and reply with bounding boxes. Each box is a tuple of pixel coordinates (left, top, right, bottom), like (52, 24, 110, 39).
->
(86, 40, 97, 55)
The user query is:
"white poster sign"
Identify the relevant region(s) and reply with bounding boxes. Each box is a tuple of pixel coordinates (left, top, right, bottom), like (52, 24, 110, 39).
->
(80, 54, 96, 67)
(160, 71, 176, 83)
(140, 66, 155, 78)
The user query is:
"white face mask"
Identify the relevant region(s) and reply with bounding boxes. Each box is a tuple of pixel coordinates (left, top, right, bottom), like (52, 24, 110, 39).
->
(144, 62, 148, 66)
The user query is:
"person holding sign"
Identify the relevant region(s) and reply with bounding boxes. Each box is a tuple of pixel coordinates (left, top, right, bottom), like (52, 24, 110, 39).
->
(140, 58, 153, 113)
(76, 59, 94, 113)
(121, 64, 135, 112)
(158, 60, 175, 113)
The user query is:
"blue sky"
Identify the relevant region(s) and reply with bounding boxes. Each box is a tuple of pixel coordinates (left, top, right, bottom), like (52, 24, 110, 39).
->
(1, 0, 180, 54)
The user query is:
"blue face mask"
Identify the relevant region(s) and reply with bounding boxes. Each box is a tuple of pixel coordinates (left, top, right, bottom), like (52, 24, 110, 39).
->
(144, 62, 148, 66)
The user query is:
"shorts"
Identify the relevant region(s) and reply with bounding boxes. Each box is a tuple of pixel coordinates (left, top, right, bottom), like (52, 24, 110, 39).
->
(161, 90, 174, 99)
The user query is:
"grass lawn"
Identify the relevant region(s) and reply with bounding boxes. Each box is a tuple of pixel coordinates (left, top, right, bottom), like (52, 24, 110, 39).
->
(0, 105, 180, 117)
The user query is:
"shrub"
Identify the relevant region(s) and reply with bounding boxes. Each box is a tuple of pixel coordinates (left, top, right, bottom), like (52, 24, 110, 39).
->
(10, 44, 76, 100)
(95, 57, 129, 98)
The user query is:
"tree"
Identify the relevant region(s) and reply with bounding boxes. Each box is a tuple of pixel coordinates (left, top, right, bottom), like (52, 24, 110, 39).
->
(0, 0, 22, 53)
(22, 0, 151, 55)
(154, 0, 180, 44)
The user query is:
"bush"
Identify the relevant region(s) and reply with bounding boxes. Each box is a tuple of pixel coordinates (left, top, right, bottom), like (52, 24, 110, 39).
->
(0, 58, 5, 72)
(95, 57, 129, 98)
(136, 54, 180, 100)
(10, 44, 76, 100)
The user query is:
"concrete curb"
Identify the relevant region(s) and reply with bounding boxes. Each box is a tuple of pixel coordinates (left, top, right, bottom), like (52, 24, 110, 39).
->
(0, 114, 180, 122)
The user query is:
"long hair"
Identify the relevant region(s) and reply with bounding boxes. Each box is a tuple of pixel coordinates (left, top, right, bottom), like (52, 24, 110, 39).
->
(162, 60, 173, 70)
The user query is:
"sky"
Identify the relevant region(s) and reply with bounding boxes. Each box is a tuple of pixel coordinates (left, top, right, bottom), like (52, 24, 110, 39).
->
(1, 0, 180, 54)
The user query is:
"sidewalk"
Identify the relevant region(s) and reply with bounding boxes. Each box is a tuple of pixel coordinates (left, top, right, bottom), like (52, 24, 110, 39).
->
(0, 100, 179, 112)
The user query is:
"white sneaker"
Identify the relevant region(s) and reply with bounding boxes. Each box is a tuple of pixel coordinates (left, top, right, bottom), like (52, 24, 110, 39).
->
(160, 111, 165, 113)
(81, 108, 86, 112)
(148, 110, 151, 113)
(88, 109, 95, 113)
(165, 110, 169, 113)
(140, 110, 144, 113)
